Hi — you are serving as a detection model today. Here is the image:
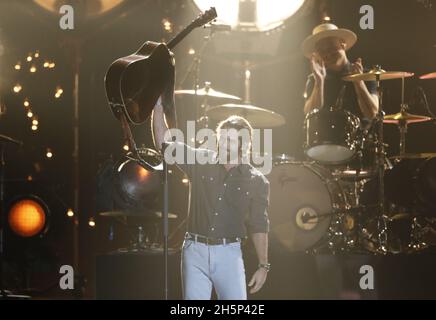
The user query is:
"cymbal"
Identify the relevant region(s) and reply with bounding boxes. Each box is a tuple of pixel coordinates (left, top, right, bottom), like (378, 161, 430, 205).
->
(420, 72, 436, 80)
(206, 103, 286, 128)
(175, 87, 241, 101)
(390, 153, 436, 160)
(100, 210, 178, 219)
(383, 110, 433, 124)
(343, 69, 414, 82)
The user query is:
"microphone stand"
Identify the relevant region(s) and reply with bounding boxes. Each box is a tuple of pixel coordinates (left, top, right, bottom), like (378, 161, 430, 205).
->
(161, 142, 169, 300)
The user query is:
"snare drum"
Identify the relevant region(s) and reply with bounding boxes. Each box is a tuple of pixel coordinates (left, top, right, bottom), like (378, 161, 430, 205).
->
(304, 107, 360, 164)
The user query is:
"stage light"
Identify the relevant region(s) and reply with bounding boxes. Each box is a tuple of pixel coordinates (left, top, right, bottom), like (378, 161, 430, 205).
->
(31, 125, 38, 131)
(8, 196, 49, 238)
(323, 16, 331, 22)
(188, 48, 196, 55)
(27, 175, 33, 182)
(123, 144, 129, 151)
(13, 84, 22, 93)
(34, 51, 40, 58)
(67, 209, 74, 217)
(27, 111, 33, 118)
(182, 176, 189, 185)
(32, 118, 39, 125)
(49, 63, 55, 69)
(192, 0, 308, 31)
(33, 0, 126, 17)
(15, 63, 21, 70)
(88, 218, 96, 227)
(24, 99, 30, 107)
(30, 65, 37, 73)
(27, 55, 32, 62)
(43, 62, 50, 68)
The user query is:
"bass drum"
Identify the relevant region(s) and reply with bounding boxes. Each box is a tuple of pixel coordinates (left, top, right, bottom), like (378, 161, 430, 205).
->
(267, 161, 348, 252)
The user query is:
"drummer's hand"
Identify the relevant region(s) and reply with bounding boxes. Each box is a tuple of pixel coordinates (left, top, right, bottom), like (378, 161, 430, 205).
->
(311, 53, 326, 83)
(351, 57, 364, 74)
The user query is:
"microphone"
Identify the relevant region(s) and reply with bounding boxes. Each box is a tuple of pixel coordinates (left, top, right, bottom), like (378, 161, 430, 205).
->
(204, 23, 232, 32)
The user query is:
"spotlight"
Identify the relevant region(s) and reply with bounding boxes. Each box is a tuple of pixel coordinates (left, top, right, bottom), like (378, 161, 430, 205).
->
(182, 176, 189, 185)
(27, 55, 32, 62)
(30, 65, 37, 73)
(8, 196, 49, 238)
(66, 209, 74, 217)
(15, 63, 21, 70)
(192, 0, 308, 32)
(123, 144, 129, 151)
(24, 99, 30, 107)
(49, 63, 55, 69)
(27, 110, 33, 118)
(31, 125, 38, 131)
(43, 62, 50, 68)
(32, 117, 39, 126)
(34, 51, 40, 58)
(188, 48, 196, 55)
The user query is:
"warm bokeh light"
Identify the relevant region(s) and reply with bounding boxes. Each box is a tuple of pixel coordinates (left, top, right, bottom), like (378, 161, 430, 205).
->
(46, 148, 53, 158)
(34, 51, 40, 58)
(32, 118, 39, 125)
(88, 218, 96, 227)
(188, 48, 196, 55)
(182, 177, 189, 184)
(162, 18, 172, 32)
(15, 63, 21, 70)
(13, 84, 22, 93)
(27, 55, 32, 62)
(24, 99, 30, 107)
(123, 144, 129, 151)
(67, 209, 74, 217)
(8, 198, 47, 237)
(27, 110, 34, 118)
(30, 65, 37, 73)
(43, 61, 50, 68)
(31, 125, 38, 131)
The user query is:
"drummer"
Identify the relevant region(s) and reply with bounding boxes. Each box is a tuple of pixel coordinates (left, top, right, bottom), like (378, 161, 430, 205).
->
(302, 23, 379, 120)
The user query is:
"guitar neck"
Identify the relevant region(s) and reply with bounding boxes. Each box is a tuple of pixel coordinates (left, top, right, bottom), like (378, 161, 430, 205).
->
(166, 25, 195, 50)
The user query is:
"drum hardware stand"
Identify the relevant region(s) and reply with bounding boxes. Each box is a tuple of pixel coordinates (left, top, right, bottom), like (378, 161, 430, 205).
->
(374, 66, 389, 254)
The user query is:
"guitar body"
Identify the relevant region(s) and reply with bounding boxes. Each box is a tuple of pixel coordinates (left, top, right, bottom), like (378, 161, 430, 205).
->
(105, 41, 174, 124)
(104, 7, 216, 127)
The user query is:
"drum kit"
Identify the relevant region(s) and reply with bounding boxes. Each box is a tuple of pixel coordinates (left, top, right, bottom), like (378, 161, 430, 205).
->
(272, 67, 436, 255)
(174, 66, 436, 255)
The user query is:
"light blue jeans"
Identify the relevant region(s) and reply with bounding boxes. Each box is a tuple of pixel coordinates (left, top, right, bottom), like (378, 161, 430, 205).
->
(181, 239, 247, 300)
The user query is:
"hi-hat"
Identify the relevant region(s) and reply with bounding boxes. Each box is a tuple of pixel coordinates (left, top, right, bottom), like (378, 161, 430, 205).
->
(175, 87, 241, 101)
(206, 103, 286, 128)
(420, 72, 436, 80)
(343, 68, 414, 82)
(383, 110, 433, 124)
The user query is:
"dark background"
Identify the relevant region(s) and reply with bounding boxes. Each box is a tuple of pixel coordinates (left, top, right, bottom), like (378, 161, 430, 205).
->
(0, 0, 435, 299)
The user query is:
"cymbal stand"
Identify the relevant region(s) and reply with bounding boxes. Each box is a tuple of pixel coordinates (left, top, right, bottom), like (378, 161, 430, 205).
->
(374, 66, 388, 253)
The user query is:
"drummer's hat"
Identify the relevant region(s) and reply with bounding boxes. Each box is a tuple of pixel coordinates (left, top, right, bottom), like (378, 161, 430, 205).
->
(302, 23, 357, 58)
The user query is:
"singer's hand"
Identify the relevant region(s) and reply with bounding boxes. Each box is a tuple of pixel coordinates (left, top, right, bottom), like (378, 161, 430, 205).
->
(351, 58, 364, 75)
(310, 53, 326, 83)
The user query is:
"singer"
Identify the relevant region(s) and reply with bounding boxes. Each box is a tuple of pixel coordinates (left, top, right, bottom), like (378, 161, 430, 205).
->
(302, 23, 379, 120)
